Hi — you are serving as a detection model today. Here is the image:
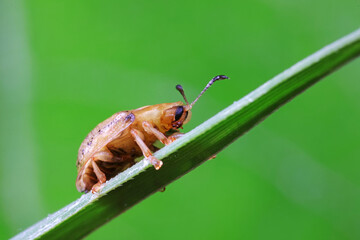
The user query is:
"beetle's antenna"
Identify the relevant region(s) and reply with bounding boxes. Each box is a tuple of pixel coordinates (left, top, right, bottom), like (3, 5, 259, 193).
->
(176, 84, 189, 105)
(189, 75, 229, 109)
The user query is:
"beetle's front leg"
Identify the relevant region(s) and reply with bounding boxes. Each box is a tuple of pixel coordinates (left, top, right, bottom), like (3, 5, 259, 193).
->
(167, 132, 184, 142)
(130, 128, 163, 170)
(142, 121, 179, 145)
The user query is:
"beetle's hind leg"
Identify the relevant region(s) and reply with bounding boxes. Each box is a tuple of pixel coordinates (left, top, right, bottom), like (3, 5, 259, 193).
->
(90, 150, 114, 193)
(130, 128, 163, 170)
(91, 160, 106, 193)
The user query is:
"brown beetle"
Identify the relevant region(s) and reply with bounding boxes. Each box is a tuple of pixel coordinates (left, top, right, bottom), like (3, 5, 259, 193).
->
(76, 75, 229, 193)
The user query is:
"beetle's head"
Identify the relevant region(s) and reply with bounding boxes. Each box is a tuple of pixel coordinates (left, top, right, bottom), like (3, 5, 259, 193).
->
(161, 75, 229, 130)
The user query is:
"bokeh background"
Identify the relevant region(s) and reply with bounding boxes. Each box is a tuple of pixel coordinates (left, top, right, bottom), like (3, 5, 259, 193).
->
(1, 0, 360, 239)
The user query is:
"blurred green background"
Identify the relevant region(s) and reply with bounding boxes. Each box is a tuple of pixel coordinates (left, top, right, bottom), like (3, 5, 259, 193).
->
(1, 0, 360, 239)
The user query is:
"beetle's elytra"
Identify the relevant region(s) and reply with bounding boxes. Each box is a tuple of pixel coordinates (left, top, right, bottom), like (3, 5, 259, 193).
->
(76, 75, 229, 193)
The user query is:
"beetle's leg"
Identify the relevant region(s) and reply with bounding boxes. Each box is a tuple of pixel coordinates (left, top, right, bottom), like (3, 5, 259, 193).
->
(130, 128, 163, 170)
(92, 149, 127, 163)
(92, 150, 113, 162)
(167, 132, 184, 142)
(91, 158, 106, 193)
(142, 121, 177, 145)
(90, 159, 107, 193)
(92, 160, 106, 183)
(89, 150, 116, 193)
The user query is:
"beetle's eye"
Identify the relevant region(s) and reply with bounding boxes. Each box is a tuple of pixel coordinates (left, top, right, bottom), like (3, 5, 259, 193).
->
(183, 110, 191, 124)
(174, 106, 184, 121)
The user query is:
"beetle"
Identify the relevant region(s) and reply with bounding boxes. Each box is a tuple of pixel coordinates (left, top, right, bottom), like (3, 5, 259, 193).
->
(76, 75, 229, 193)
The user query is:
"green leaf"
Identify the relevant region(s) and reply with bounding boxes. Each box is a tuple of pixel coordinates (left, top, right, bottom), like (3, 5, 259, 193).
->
(11, 28, 360, 239)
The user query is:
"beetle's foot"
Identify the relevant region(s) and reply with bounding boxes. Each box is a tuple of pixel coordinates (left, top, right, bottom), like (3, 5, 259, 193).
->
(91, 182, 103, 193)
(147, 156, 163, 170)
(167, 132, 184, 144)
(165, 136, 177, 145)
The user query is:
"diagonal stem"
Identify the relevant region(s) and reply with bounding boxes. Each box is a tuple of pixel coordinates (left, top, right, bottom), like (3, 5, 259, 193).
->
(11, 28, 360, 240)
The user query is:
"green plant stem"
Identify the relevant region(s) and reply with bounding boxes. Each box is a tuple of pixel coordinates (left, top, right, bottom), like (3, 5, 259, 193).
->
(11, 28, 360, 240)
